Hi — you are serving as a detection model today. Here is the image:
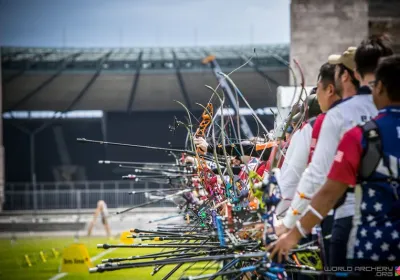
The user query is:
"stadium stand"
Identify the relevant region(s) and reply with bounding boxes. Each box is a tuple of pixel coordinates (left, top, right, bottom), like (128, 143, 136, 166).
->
(2, 44, 289, 112)
(1, 44, 285, 190)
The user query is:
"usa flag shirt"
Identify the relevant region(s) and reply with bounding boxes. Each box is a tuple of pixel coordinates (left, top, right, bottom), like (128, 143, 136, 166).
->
(328, 106, 400, 261)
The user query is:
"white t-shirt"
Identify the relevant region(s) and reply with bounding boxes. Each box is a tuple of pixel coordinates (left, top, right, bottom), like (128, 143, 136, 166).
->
(276, 125, 312, 217)
(282, 91, 378, 229)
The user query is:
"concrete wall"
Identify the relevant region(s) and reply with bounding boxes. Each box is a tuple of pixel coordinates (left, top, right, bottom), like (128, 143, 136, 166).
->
(369, 0, 400, 54)
(290, 0, 369, 86)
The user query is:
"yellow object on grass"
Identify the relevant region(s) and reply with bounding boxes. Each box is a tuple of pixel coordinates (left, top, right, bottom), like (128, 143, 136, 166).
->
(60, 243, 93, 273)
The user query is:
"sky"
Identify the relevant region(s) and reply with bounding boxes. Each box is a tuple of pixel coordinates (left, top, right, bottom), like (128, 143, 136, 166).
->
(0, 0, 290, 48)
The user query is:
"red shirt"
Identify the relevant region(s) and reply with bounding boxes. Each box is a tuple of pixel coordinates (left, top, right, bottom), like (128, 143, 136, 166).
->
(328, 126, 363, 185)
(256, 161, 267, 176)
(308, 114, 326, 164)
(266, 142, 284, 171)
(328, 111, 387, 185)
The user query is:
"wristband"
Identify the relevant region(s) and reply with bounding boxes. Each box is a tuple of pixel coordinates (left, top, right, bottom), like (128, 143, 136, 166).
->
(296, 220, 307, 238)
(307, 205, 323, 220)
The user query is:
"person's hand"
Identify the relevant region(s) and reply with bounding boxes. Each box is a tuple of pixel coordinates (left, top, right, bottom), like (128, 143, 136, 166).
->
(267, 230, 300, 263)
(193, 137, 209, 153)
(274, 220, 290, 237)
(184, 156, 195, 165)
(216, 176, 223, 185)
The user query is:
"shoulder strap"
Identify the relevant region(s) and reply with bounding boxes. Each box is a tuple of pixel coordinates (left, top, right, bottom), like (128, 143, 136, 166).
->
(308, 116, 317, 128)
(359, 120, 382, 180)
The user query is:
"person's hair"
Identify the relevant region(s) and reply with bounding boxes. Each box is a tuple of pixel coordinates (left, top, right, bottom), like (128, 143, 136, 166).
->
(317, 63, 335, 89)
(354, 34, 393, 78)
(338, 64, 360, 89)
(375, 55, 400, 102)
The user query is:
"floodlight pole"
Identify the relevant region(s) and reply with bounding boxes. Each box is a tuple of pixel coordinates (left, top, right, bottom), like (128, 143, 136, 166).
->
(29, 134, 36, 194)
(11, 119, 61, 215)
(10, 123, 40, 215)
(101, 112, 108, 159)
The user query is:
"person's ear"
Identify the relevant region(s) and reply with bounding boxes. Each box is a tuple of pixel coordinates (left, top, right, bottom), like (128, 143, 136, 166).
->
(376, 80, 384, 96)
(342, 69, 349, 83)
(354, 69, 361, 82)
(327, 84, 335, 96)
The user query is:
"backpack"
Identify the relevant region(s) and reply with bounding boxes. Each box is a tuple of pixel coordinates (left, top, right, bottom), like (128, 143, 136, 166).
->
(334, 120, 384, 209)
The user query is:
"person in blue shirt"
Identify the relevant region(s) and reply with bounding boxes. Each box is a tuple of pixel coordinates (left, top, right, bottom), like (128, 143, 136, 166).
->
(268, 54, 400, 278)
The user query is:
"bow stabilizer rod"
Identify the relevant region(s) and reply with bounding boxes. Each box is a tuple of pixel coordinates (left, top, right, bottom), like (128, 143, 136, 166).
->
(77, 138, 195, 155)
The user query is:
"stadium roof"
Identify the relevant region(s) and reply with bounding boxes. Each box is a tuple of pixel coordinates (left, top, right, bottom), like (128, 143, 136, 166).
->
(1, 44, 290, 112)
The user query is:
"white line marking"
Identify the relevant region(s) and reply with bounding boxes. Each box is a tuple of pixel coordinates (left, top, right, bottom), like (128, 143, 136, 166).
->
(48, 248, 116, 280)
(91, 248, 116, 262)
(49, 273, 68, 280)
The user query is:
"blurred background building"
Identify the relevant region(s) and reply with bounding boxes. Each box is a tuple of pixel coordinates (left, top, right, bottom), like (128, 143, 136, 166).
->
(291, 0, 400, 85)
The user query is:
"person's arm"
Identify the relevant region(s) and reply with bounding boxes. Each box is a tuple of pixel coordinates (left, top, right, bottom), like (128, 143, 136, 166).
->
(280, 130, 300, 175)
(194, 136, 273, 160)
(282, 111, 343, 229)
(193, 136, 271, 160)
(209, 141, 272, 160)
(268, 127, 363, 261)
(276, 126, 312, 216)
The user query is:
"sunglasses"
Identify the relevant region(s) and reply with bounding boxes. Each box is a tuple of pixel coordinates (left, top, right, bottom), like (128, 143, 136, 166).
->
(368, 80, 377, 88)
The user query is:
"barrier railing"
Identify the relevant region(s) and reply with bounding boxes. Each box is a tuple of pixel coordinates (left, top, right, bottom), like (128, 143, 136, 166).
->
(4, 181, 173, 210)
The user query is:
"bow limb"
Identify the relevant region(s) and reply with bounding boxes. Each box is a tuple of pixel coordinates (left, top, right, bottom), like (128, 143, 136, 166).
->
(204, 85, 252, 178)
(205, 85, 246, 161)
(193, 102, 216, 197)
(271, 58, 308, 169)
(199, 88, 236, 183)
(195, 102, 228, 182)
(209, 72, 269, 210)
(232, 80, 249, 174)
(217, 72, 269, 137)
(193, 100, 224, 184)
(264, 50, 299, 123)
(175, 100, 196, 153)
(203, 52, 256, 107)
(216, 72, 268, 190)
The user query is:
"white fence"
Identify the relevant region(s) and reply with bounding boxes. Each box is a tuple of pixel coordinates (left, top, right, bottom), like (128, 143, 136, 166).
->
(4, 181, 173, 210)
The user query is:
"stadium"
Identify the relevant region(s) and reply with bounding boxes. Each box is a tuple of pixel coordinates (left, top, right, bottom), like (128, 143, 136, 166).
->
(1, 0, 400, 279)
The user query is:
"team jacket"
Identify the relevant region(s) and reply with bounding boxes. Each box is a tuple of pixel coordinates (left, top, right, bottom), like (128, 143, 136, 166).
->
(282, 86, 378, 229)
(328, 106, 400, 262)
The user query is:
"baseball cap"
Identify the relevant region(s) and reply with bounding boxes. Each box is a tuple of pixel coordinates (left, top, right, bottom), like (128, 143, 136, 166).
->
(306, 94, 321, 119)
(328, 46, 357, 71)
(292, 91, 321, 124)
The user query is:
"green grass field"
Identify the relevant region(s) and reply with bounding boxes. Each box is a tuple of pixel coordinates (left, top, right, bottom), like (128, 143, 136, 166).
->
(0, 237, 222, 280)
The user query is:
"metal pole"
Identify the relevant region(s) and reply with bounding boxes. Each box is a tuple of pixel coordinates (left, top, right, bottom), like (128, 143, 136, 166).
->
(29, 134, 36, 187)
(101, 112, 108, 160)
(30, 134, 38, 216)
(77, 190, 81, 214)
(75, 189, 81, 242)
(115, 181, 119, 209)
